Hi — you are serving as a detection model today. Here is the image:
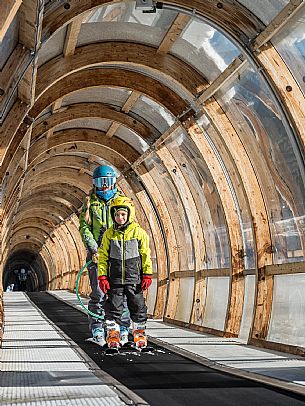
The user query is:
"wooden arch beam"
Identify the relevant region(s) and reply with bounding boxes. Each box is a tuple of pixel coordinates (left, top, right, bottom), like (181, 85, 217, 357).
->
(36, 42, 206, 98)
(0, 68, 187, 182)
(32, 102, 158, 145)
(28, 128, 139, 169)
(12, 206, 72, 227)
(42, 0, 264, 45)
(19, 185, 84, 215)
(19, 189, 82, 212)
(11, 217, 56, 233)
(31, 68, 190, 118)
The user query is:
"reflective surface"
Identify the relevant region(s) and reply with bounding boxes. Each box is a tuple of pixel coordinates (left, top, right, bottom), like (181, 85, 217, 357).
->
(272, 7, 305, 97)
(171, 19, 240, 82)
(268, 274, 305, 347)
(216, 65, 305, 263)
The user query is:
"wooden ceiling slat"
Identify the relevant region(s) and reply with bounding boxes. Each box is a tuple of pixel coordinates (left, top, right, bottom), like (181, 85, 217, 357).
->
(0, 0, 22, 42)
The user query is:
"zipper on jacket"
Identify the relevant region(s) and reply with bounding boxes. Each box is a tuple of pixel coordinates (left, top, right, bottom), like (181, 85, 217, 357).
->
(122, 233, 125, 284)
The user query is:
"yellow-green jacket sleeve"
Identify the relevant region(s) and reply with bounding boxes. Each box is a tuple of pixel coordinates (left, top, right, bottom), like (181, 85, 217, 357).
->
(97, 229, 111, 277)
(138, 228, 152, 275)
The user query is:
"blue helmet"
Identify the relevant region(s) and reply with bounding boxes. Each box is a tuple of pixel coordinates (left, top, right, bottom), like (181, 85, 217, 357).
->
(93, 165, 117, 201)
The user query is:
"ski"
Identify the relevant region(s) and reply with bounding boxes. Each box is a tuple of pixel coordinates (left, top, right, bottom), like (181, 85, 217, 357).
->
(86, 337, 106, 348)
(105, 346, 120, 354)
(122, 341, 155, 353)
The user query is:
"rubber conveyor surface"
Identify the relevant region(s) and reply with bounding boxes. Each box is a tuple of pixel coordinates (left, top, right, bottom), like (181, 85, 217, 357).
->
(28, 292, 305, 406)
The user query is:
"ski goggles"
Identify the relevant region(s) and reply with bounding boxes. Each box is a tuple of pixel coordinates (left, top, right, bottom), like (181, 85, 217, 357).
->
(93, 176, 116, 188)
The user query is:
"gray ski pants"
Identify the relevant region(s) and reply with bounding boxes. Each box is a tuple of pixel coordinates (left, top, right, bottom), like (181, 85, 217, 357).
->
(106, 284, 148, 325)
(87, 254, 130, 333)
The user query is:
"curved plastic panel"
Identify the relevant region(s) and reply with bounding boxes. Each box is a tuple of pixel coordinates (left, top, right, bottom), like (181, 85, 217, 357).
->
(175, 277, 195, 322)
(78, 2, 177, 47)
(237, 0, 289, 25)
(215, 65, 305, 263)
(165, 126, 230, 269)
(203, 277, 230, 331)
(239, 275, 256, 342)
(62, 87, 131, 107)
(272, 7, 305, 97)
(171, 18, 240, 82)
(268, 274, 305, 347)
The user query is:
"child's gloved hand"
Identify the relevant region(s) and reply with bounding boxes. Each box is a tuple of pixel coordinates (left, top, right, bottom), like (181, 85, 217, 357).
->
(141, 275, 152, 290)
(98, 276, 110, 293)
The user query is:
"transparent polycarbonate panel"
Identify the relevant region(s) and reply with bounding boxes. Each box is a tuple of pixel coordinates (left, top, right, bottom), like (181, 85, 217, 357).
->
(171, 19, 240, 83)
(237, 0, 289, 25)
(196, 114, 255, 270)
(239, 275, 255, 342)
(132, 95, 175, 133)
(146, 277, 157, 316)
(0, 14, 19, 70)
(38, 26, 67, 66)
(216, 65, 305, 263)
(203, 277, 229, 331)
(268, 274, 305, 347)
(53, 118, 111, 133)
(78, 2, 177, 47)
(62, 87, 131, 107)
(175, 277, 195, 322)
(115, 126, 149, 153)
(164, 126, 230, 269)
(272, 7, 305, 96)
(142, 153, 194, 271)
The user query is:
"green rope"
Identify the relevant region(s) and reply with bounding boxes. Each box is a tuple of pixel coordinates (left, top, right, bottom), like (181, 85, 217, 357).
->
(75, 259, 104, 320)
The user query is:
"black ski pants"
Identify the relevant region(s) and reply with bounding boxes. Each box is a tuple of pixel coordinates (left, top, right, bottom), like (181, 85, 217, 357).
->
(106, 284, 147, 325)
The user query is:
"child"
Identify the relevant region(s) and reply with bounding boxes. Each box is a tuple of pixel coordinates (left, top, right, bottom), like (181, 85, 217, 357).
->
(79, 165, 130, 346)
(97, 196, 152, 349)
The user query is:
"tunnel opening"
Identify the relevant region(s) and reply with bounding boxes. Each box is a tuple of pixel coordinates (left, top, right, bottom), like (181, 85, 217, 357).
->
(3, 249, 48, 293)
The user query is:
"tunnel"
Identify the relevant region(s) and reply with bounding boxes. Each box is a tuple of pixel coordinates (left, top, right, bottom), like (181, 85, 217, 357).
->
(0, 0, 305, 385)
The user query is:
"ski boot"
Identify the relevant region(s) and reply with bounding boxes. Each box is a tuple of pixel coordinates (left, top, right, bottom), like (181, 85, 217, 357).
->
(133, 322, 147, 349)
(92, 327, 106, 347)
(120, 325, 130, 347)
(106, 320, 121, 353)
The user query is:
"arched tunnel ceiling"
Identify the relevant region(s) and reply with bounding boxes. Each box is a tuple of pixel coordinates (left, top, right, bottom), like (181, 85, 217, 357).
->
(0, 0, 305, 348)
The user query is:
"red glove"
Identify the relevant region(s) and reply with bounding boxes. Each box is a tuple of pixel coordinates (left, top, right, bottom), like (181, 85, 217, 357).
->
(98, 276, 110, 294)
(141, 274, 152, 290)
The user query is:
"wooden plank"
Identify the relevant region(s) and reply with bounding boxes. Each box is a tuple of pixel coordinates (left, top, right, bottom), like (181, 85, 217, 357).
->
(135, 165, 180, 318)
(157, 13, 191, 55)
(18, 0, 44, 105)
(32, 102, 155, 143)
(252, 0, 305, 50)
(122, 91, 141, 113)
(130, 122, 181, 171)
(28, 128, 139, 169)
(204, 101, 273, 269)
(197, 56, 246, 103)
(32, 68, 191, 119)
(63, 16, 83, 57)
(0, 0, 22, 42)
(184, 117, 245, 336)
(265, 261, 305, 275)
(106, 122, 120, 138)
(19, 0, 42, 50)
(42, 0, 264, 46)
(0, 44, 30, 98)
(35, 42, 206, 98)
(256, 45, 305, 150)
(0, 99, 28, 167)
